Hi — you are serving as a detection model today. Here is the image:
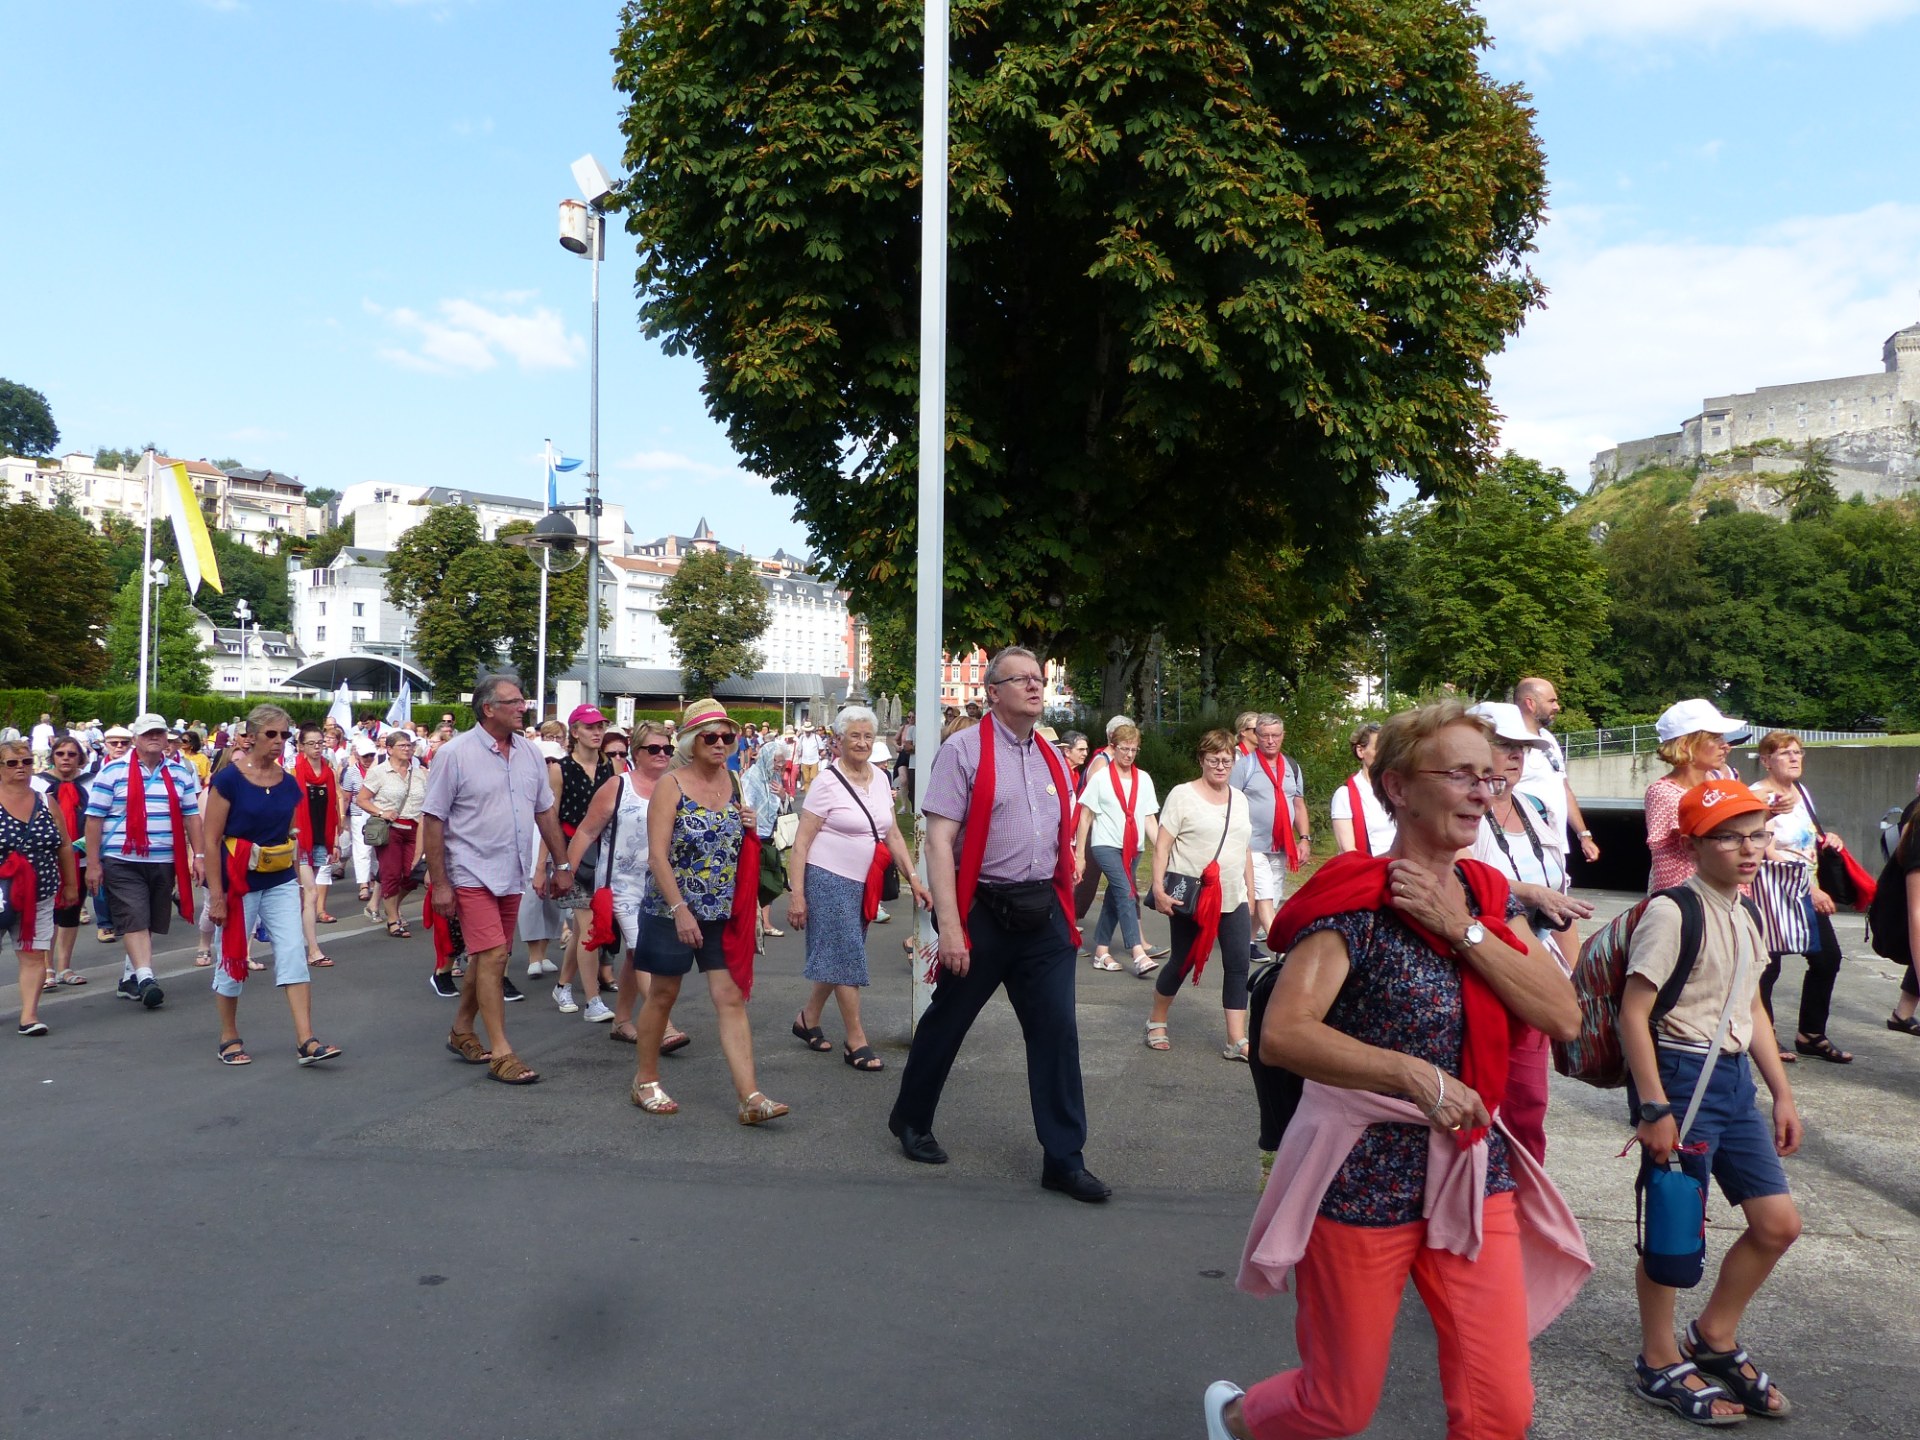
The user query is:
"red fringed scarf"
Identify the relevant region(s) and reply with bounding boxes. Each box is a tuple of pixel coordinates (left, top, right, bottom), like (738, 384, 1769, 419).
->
(581, 776, 622, 951)
(0, 852, 40, 945)
(292, 754, 339, 852)
(1108, 759, 1142, 896)
(49, 778, 86, 859)
(1184, 855, 1226, 984)
(218, 840, 256, 983)
(120, 756, 194, 923)
(955, 713, 1079, 949)
(1256, 750, 1301, 871)
(1266, 851, 1525, 1148)
(722, 823, 761, 1000)
(1345, 774, 1373, 858)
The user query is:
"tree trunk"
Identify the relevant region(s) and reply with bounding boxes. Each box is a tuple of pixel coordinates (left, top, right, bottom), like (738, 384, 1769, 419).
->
(1098, 635, 1134, 715)
(1197, 630, 1221, 719)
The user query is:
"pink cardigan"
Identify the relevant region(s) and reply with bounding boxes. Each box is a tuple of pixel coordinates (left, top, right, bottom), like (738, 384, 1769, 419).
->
(1237, 1081, 1592, 1338)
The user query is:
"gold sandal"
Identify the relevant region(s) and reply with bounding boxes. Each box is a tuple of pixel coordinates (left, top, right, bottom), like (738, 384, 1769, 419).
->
(630, 1080, 679, 1114)
(738, 1091, 790, 1126)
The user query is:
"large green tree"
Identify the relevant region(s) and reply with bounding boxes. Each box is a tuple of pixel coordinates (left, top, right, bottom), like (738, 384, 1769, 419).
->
(0, 500, 113, 686)
(104, 565, 210, 693)
(657, 551, 770, 697)
(496, 519, 589, 710)
(612, 0, 1547, 658)
(0, 379, 59, 457)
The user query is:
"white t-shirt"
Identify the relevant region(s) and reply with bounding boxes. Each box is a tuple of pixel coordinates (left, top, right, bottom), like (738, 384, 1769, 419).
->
(30, 723, 55, 753)
(1328, 771, 1397, 855)
(1516, 729, 1570, 847)
(1077, 764, 1160, 851)
(796, 733, 823, 764)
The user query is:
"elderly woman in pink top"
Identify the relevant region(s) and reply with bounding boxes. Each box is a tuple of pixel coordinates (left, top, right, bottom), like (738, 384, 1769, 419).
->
(786, 705, 929, 1069)
(1644, 699, 1754, 894)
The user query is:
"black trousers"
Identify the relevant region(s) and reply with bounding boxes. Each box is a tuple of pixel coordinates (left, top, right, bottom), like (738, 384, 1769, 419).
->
(888, 898, 1087, 1172)
(1759, 909, 1844, 1037)
(1158, 902, 1253, 1009)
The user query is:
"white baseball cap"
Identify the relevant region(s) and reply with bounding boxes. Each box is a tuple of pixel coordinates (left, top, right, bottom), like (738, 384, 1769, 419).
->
(131, 712, 168, 736)
(1656, 698, 1747, 744)
(1467, 702, 1547, 748)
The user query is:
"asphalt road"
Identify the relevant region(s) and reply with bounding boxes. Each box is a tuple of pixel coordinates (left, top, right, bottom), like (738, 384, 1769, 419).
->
(3, 883, 1915, 1439)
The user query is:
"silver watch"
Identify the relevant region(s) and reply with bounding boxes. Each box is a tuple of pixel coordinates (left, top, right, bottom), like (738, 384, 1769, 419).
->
(1458, 921, 1486, 951)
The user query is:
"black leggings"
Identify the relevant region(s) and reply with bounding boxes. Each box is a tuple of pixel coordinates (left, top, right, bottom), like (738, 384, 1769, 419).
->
(1759, 909, 1844, 1037)
(1157, 902, 1252, 1009)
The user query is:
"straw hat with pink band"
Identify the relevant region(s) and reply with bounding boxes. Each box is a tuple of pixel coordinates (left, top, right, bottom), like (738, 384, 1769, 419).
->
(677, 698, 734, 758)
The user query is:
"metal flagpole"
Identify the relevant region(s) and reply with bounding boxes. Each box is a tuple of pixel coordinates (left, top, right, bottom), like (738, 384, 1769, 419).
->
(586, 212, 602, 711)
(137, 449, 156, 715)
(538, 439, 553, 724)
(909, 0, 951, 1027)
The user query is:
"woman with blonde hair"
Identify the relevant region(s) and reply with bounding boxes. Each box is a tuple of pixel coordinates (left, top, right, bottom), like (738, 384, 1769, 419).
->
(628, 699, 786, 1124)
(1644, 699, 1752, 894)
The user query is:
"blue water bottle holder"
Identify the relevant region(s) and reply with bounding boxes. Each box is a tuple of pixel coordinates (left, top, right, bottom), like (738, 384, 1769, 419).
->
(1634, 944, 1750, 1290)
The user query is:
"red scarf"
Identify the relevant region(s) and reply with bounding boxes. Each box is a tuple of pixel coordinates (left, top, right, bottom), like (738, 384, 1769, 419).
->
(119, 756, 195, 924)
(1107, 759, 1142, 896)
(1184, 857, 1226, 984)
(292, 754, 339, 851)
(1265, 852, 1524, 1147)
(1344, 774, 1373, 857)
(49, 778, 86, 856)
(1255, 750, 1301, 870)
(423, 898, 462, 969)
(218, 841, 256, 983)
(722, 824, 761, 1000)
(955, 713, 1079, 949)
(0, 851, 39, 944)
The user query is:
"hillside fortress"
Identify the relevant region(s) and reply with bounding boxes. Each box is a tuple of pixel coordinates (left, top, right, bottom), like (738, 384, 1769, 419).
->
(1591, 320, 1920, 493)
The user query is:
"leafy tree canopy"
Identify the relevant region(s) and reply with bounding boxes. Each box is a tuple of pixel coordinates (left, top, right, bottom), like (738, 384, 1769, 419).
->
(0, 379, 60, 458)
(0, 500, 113, 687)
(104, 565, 210, 694)
(657, 550, 770, 698)
(613, 0, 1547, 657)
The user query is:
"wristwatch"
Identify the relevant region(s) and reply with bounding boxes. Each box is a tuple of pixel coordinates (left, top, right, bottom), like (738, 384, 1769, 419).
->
(1456, 921, 1486, 952)
(1576, 829, 1593, 838)
(1637, 1101, 1674, 1124)
(554, 862, 572, 872)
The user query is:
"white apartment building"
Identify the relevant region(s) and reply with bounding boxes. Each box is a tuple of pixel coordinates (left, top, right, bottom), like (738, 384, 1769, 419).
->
(0, 452, 326, 549)
(289, 548, 415, 665)
(192, 609, 305, 695)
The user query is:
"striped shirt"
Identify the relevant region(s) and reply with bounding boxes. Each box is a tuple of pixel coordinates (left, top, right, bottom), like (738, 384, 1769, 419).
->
(85, 755, 202, 865)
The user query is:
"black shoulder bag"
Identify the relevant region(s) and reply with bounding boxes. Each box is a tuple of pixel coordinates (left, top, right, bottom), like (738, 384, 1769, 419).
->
(1162, 790, 1232, 916)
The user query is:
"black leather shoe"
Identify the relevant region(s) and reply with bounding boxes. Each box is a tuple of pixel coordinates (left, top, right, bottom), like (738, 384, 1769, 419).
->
(1042, 1167, 1112, 1203)
(889, 1117, 949, 1165)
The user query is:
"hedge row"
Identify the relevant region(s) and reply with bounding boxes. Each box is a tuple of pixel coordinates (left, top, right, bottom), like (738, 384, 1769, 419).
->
(0, 687, 397, 733)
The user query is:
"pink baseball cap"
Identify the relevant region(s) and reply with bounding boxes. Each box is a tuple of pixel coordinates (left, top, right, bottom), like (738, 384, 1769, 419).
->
(568, 704, 609, 727)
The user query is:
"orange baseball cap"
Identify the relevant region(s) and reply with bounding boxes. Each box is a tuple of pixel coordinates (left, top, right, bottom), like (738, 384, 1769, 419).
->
(1677, 779, 1769, 837)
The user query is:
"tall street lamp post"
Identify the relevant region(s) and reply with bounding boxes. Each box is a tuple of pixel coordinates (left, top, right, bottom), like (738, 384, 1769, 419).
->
(235, 597, 252, 704)
(559, 153, 615, 709)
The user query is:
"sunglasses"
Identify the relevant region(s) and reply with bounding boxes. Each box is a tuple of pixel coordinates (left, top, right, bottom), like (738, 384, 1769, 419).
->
(637, 742, 673, 756)
(1, 757, 32, 769)
(699, 730, 739, 745)
(602, 749, 629, 760)
(258, 728, 287, 740)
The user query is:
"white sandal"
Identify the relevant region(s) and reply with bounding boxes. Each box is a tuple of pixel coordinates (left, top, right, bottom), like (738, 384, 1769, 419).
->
(1131, 955, 1161, 977)
(1091, 954, 1123, 972)
(1222, 1039, 1249, 1062)
(1144, 1021, 1170, 1051)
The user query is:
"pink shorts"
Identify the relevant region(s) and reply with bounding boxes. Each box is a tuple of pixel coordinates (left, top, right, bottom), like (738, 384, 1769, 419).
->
(453, 887, 522, 955)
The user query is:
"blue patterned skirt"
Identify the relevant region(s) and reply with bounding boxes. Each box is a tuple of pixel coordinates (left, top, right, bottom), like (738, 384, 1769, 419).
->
(802, 864, 871, 987)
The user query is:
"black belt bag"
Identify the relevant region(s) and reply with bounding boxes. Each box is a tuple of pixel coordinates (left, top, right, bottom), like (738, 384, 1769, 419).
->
(974, 880, 1058, 933)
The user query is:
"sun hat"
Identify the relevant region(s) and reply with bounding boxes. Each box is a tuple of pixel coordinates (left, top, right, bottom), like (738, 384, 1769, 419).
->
(1467, 702, 1548, 748)
(1678, 779, 1769, 837)
(681, 698, 731, 732)
(1656, 699, 1747, 744)
(103, 725, 135, 740)
(352, 735, 377, 757)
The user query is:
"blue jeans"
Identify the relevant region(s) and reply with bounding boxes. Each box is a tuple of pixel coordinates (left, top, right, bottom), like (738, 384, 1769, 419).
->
(1089, 844, 1143, 952)
(210, 879, 309, 998)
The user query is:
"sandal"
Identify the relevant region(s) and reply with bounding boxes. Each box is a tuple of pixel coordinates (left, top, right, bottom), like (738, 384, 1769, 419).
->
(386, 921, 410, 939)
(217, 1038, 252, 1066)
(193, 950, 213, 968)
(1776, 1049, 1798, 1064)
(318, 912, 339, 925)
(310, 953, 334, 968)
(446, 1030, 492, 1064)
(609, 1023, 638, 1044)
(1090, 954, 1123, 972)
(738, 1091, 790, 1125)
(1222, 1039, 1250, 1063)
(1887, 1012, 1920, 1037)
(1131, 955, 1162, 977)
(358, 884, 372, 902)
(247, 959, 266, 971)
(487, 1053, 539, 1085)
(1682, 1322, 1791, 1418)
(1144, 1021, 1171, 1051)
(56, 971, 86, 986)
(791, 1011, 832, 1052)
(661, 1028, 692, 1056)
(1794, 1032, 1853, 1063)
(296, 1037, 342, 1066)
(630, 1080, 679, 1114)
(1632, 1356, 1745, 1426)
(844, 1043, 884, 1072)
(762, 926, 785, 938)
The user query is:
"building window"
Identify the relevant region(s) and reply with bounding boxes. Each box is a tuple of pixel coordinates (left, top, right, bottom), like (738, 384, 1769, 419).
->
(318, 601, 326, 616)
(352, 627, 366, 644)
(353, 603, 364, 617)
(316, 626, 326, 641)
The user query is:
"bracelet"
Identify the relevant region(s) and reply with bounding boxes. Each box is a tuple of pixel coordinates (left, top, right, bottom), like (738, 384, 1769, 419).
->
(1576, 829, 1592, 838)
(1422, 1063, 1447, 1120)
(669, 900, 687, 914)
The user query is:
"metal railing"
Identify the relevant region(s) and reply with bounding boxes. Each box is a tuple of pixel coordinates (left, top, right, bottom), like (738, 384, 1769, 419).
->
(1562, 722, 1887, 760)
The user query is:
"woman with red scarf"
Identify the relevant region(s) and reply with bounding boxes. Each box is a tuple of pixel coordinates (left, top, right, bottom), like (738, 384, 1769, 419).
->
(1073, 723, 1162, 975)
(290, 723, 345, 967)
(1, 738, 79, 1034)
(42, 736, 93, 988)
(1202, 702, 1580, 1440)
(1146, 730, 1254, 1057)
(1329, 722, 1395, 857)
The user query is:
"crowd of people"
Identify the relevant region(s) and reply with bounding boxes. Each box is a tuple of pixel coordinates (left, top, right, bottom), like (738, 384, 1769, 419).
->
(9, 657, 1919, 1436)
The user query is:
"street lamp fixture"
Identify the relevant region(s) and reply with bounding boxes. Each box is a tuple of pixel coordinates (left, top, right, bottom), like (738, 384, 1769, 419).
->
(558, 152, 616, 711)
(235, 597, 253, 704)
(506, 509, 586, 724)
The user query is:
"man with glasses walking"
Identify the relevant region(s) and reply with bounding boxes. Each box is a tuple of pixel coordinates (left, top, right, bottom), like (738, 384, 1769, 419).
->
(423, 677, 574, 1085)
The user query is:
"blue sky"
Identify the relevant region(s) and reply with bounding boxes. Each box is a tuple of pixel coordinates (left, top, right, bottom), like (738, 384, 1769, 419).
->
(5, 2, 1918, 562)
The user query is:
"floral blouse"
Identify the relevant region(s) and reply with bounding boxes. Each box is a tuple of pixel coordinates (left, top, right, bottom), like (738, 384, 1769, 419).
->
(1297, 879, 1525, 1227)
(642, 789, 743, 922)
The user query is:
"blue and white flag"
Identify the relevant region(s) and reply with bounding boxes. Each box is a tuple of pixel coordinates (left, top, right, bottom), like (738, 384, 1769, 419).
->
(386, 679, 413, 731)
(547, 450, 584, 509)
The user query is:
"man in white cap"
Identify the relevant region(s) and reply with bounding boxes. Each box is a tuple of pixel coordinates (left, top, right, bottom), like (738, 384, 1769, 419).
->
(82, 713, 205, 1009)
(1513, 677, 1601, 865)
(795, 722, 824, 789)
(30, 713, 56, 772)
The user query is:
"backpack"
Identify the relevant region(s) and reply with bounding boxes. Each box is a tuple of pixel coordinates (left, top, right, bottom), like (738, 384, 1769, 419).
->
(1882, 805, 1908, 864)
(1554, 885, 1760, 1088)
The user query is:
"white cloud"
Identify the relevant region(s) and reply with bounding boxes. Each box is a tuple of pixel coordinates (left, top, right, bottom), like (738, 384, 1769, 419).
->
(1480, 0, 1920, 52)
(366, 296, 583, 374)
(1488, 201, 1920, 486)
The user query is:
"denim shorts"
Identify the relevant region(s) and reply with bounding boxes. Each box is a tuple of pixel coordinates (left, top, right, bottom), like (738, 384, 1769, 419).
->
(211, 879, 310, 998)
(1628, 1048, 1789, 1206)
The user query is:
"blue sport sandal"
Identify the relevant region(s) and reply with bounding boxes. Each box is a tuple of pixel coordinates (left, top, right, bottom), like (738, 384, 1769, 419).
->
(1632, 1356, 1745, 1427)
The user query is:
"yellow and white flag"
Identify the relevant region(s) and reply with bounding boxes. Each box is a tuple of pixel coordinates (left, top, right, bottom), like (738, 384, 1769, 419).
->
(160, 461, 222, 596)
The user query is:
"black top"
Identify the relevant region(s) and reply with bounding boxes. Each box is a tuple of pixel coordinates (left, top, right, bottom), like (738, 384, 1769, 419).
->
(1870, 805, 1920, 967)
(557, 753, 614, 832)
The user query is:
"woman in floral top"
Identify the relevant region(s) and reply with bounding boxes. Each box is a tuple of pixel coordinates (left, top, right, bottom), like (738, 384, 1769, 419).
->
(1203, 701, 1579, 1440)
(630, 699, 787, 1126)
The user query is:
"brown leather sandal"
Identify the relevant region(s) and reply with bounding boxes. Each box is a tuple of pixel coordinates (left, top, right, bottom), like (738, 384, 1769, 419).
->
(488, 1053, 539, 1085)
(445, 1030, 491, 1064)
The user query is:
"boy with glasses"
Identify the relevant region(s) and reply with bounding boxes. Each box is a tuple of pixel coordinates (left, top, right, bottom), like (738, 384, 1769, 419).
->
(1622, 780, 1802, 1424)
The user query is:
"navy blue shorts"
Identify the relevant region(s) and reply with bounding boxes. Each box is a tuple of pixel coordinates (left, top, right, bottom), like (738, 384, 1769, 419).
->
(634, 913, 728, 977)
(1628, 1048, 1790, 1207)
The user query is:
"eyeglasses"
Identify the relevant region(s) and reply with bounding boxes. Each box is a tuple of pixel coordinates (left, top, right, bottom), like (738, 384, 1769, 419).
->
(700, 730, 738, 745)
(988, 673, 1045, 688)
(637, 743, 674, 756)
(1, 757, 32, 769)
(104, 739, 130, 746)
(1418, 768, 1508, 796)
(486, 697, 526, 711)
(1701, 830, 1769, 851)
(258, 729, 287, 740)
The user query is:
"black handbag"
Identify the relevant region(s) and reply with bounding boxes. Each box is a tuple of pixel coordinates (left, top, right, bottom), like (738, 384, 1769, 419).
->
(1163, 791, 1233, 917)
(825, 763, 900, 901)
(1797, 782, 1857, 907)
